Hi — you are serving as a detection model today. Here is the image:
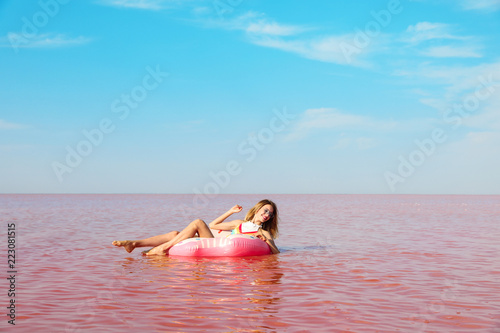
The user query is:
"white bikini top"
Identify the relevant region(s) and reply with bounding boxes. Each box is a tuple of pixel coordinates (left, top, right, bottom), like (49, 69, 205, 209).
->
(231, 221, 262, 235)
(240, 221, 262, 233)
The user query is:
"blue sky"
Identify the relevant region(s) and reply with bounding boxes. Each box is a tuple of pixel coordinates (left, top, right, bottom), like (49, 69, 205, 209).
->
(1, 0, 499, 194)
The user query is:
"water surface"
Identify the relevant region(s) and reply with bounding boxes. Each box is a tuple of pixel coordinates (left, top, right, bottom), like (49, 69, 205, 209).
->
(1, 194, 499, 332)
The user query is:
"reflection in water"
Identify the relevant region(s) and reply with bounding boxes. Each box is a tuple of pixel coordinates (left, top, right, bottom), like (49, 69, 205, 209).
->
(130, 254, 285, 331)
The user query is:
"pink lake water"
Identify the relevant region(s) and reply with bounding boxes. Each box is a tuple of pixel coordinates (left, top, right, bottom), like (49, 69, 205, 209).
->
(1, 194, 500, 332)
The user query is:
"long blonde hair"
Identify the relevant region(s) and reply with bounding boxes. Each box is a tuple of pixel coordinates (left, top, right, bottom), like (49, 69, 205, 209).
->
(245, 199, 279, 239)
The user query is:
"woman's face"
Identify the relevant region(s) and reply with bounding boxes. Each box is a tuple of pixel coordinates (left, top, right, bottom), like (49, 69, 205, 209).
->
(255, 204, 274, 223)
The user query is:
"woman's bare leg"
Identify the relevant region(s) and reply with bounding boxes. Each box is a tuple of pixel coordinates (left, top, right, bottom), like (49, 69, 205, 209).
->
(112, 231, 179, 253)
(146, 219, 213, 256)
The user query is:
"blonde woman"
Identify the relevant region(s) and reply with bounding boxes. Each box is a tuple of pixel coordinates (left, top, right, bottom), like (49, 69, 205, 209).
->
(112, 199, 280, 255)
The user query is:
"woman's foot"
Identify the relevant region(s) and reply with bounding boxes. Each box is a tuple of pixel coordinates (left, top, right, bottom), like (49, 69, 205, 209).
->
(145, 245, 169, 256)
(112, 240, 136, 253)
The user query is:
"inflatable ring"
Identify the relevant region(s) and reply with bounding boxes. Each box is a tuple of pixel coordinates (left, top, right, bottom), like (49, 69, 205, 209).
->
(169, 234, 272, 257)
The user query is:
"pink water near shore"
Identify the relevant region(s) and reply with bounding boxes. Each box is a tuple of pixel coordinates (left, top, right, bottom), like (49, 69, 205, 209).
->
(1, 194, 499, 332)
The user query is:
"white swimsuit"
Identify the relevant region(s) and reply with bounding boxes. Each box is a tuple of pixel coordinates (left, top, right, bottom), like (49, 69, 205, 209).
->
(231, 221, 261, 235)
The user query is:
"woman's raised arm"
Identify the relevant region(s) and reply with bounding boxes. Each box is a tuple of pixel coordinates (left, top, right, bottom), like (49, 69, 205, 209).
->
(209, 205, 244, 230)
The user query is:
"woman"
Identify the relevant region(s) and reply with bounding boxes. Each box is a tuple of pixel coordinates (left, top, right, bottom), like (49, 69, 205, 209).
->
(112, 199, 280, 255)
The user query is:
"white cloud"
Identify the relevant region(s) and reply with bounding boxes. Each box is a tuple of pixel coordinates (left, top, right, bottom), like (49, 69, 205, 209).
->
(419, 98, 448, 110)
(356, 137, 378, 150)
(191, 6, 211, 16)
(460, 0, 500, 11)
(235, 17, 482, 67)
(407, 21, 447, 33)
(202, 11, 372, 67)
(223, 12, 310, 36)
(246, 21, 306, 36)
(465, 131, 500, 143)
(0, 145, 34, 152)
(250, 34, 368, 66)
(463, 91, 500, 130)
(0, 119, 30, 130)
(332, 136, 377, 150)
(201, 11, 308, 37)
(403, 22, 463, 44)
(2, 33, 91, 49)
(165, 119, 206, 133)
(199, 13, 486, 68)
(421, 45, 482, 58)
(99, 0, 168, 10)
(407, 22, 445, 32)
(246, 24, 375, 66)
(284, 108, 397, 142)
(398, 61, 500, 133)
(401, 21, 481, 58)
(391, 129, 500, 194)
(430, 130, 500, 193)
(396, 61, 500, 91)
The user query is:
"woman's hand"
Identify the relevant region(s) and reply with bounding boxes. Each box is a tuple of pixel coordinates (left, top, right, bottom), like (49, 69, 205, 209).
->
(257, 229, 280, 254)
(256, 229, 268, 242)
(229, 205, 243, 214)
(256, 234, 268, 242)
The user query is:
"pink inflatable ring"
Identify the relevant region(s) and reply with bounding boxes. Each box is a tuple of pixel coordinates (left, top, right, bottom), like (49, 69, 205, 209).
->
(169, 234, 272, 257)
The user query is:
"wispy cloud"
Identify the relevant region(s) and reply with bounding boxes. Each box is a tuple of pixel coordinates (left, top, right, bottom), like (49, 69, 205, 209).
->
(2, 33, 91, 49)
(99, 0, 168, 10)
(164, 119, 206, 133)
(201, 10, 490, 65)
(0, 145, 34, 152)
(403, 22, 463, 44)
(460, 0, 500, 11)
(206, 11, 309, 35)
(463, 88, 500, 130)
(250, 34, 369, 66)
(284, 108, 397, 142)
(99, 0, 198, 10)
(396, 61, 500, 132)
(400, 21, 481, 58)
(0, 119, 30, 130)
(202, 11, 373, 67)
(400, 61, 500, 94)
(206, 15, 483, 66)
(421, 45, 482, 58)
(245, 20, 307, 36)
(332, 135, 378, 151)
